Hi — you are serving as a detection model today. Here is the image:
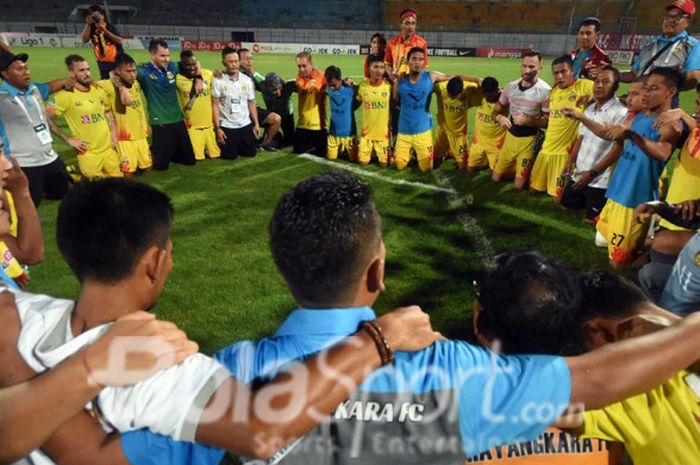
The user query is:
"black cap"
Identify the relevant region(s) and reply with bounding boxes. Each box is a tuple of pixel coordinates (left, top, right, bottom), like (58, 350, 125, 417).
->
(0, 51, 28, 72)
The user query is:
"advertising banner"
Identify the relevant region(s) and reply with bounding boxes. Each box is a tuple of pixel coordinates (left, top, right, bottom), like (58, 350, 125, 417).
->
(182, 40, 241, 51)
(476, 48, 528, 59)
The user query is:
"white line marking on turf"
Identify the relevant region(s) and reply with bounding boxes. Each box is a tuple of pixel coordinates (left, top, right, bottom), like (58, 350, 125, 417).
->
(432, 170, 496, 267)
(298, 154, 454, 194)
(299, 153, 496, 266)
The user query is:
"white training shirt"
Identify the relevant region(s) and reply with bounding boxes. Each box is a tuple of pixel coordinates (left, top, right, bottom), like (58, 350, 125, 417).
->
(573, 97, 628, 189)
(498, 78, 551, 118)
(11, 289, 230, 465)
(212, 72, 256, 129)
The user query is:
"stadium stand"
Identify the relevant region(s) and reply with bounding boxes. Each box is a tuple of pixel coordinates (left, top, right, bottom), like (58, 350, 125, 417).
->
(384, 0, 628, 33)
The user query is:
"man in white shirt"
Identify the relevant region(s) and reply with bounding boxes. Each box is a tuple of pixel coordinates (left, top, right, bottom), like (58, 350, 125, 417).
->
(212, 47, 260, 160)
(560, 65, 628, 222)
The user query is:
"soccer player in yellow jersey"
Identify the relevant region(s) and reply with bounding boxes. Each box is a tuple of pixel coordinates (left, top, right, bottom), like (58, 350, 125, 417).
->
(433, 76, 481, 169)
(100, 53, 152, 174)
(530, 55, 594, 197)
(568, 270, 700, 465)
(356, 56, 392, 166)
(652, 90, 700, 231)
(47, 54, 122, 179)
(468, 77, 507, 173)
(177, 51, 220, 160)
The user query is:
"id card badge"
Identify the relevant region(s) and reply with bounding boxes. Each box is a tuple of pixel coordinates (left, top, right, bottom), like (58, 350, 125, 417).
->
(33, 123, 53, 145)
(231, 99, 241, 113)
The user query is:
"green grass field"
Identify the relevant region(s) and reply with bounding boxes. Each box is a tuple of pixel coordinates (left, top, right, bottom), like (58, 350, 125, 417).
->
(12, 46, 695, 354)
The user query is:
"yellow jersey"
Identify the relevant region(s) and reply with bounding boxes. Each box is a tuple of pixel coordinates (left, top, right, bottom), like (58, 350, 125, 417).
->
(296, 69, 327, 130)
(48, 86, 112, 154)
(99, 80, 149, 141)
(473, 95, 507, 145)
(662, 126, 700, 230)
(580, 371, 700, 465)
(540, 79, 594, 155)
(434, 80, 480, 136)
(176, 68, 214, 129)
(356, 80, 391, 140)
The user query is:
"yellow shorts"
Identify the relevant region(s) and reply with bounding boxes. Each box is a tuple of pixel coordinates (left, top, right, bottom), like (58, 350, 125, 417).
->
(469, 136, 504, 170)
(327, 135, 355, 160)
(493, 132, 536, 180)
(116, 139, 152, 173)
(434, 129, 468, 166)
(394, 130, 433, 172)
(188, 126, 221, 160)
(597, 199, 650, 263)
(358, 137, 390, 166)
(529, 151, 568, 197)
(77, 147, 124, 179)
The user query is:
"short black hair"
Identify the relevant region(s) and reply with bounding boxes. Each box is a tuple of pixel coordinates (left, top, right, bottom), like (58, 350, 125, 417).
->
(446, 76, 464, 97)
(221, 46, 238, 59)
(57, 179, 174, 284)
(579, 16, 602, 32)
(648, 66, 684, 91)
(476, 251, 581, 355)
(367, 55, 385, 67)
(578, 269, 649, 322)
(87, 4, 105, 14)
(482, 76, 499, 93)
(114, 53, 135, 68)
(599, 64, 621, 92)
(179, 50, 194, 60)
(65, 54, 86, 68)
(552, 54, 574, 68)
(239, 48, 250, 55)
(324, 65, 342, 82)
(148, 39, 168, 53)
(523, 49, 543, 61)
(370, 32, 387, 48)
(269, 171, 382, 307)
(407, 46, 425, 61)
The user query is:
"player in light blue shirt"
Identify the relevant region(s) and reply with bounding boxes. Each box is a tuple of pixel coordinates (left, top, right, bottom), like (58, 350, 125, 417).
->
(121, 170, 700, 465)
(324, 65, 356, 161)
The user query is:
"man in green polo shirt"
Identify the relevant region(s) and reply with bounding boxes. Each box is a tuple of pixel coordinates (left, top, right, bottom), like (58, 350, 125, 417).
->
(121, 39, 196, 170)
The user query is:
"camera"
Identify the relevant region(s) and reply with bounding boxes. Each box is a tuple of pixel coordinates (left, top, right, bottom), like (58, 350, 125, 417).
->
(92, 13, 101, 22)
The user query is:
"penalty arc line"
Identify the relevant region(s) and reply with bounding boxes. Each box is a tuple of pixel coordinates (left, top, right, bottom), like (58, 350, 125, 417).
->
(297, 154, 454, 194)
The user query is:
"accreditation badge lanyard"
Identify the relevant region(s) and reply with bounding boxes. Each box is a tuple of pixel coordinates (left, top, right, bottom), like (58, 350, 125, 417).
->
(14, 92, 52, 145)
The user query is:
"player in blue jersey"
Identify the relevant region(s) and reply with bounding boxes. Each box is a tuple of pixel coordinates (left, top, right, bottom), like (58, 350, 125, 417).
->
(596, 67, 683, 270)
(393, 46, 452, 172)
(324, 66, 356, 160)
(120, 170, 700, 465)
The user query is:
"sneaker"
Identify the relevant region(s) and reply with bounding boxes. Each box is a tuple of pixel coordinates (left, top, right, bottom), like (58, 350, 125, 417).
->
(260, 141, 278, 152)
(594, 230, 608, 248)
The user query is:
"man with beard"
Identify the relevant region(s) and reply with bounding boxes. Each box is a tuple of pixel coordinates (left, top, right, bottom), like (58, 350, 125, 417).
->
(47, 55, 122, 179)
(492, 50, 551, 189)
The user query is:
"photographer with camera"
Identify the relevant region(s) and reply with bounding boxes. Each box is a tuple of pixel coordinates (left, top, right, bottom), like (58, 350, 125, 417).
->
(80, 4, 123, 80)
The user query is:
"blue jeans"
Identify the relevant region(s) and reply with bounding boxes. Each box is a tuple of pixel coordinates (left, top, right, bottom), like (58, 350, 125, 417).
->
(659, 233, 700, 316)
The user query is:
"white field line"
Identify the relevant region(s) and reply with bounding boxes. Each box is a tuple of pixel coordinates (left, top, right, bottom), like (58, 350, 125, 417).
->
(298, 153, 496, 267)
(298, 154, 453, 194)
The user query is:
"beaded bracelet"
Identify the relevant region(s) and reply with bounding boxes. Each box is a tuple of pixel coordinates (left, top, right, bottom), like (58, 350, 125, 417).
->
(360, 320, 394, 366)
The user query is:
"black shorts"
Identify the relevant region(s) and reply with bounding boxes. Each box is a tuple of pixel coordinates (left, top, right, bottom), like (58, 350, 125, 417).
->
(151, 121, 197, 170)
(258, 107, 271, 125)
(22, 157, 70, 207)
(220, 124, 258, 159)
(280, 114, 295, 147)
(293, 128, 327, 157)
(560, 182, 607, 220)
